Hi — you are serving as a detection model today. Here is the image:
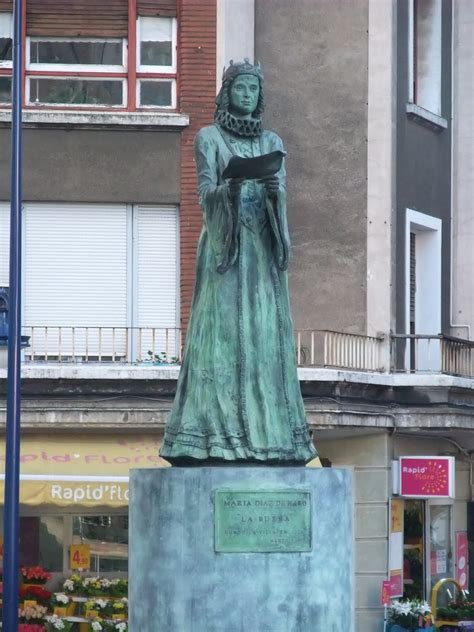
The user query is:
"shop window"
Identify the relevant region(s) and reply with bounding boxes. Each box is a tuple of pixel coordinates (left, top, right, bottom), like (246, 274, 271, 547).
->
(72, 515, 128, 573)
(19, 516, 64, 572)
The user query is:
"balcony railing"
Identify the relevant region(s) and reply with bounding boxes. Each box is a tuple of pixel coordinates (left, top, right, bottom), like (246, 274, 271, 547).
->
(18, 326, 387, 372)
(391, 334, 474, 378)
(296, 329, 385, 371)
(5, 327, 473, 379)
(22, 326, 183, 365)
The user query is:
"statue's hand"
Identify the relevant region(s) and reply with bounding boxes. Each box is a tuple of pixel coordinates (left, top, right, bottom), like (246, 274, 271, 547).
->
(228, 178, 244, 198)
(259, 175, 279, 199)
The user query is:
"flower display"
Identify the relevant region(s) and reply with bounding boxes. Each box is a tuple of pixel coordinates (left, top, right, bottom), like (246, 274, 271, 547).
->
(21, 566, 52, 585)
(45, 614, 73, 631)
(51, 593, 70, 606)
(437, 599, 474, 621)
(18, 602, 48, 623)
(387, 599, 432, 631)
(20, 584, 53, 605)
(63, 574, 83, 594)
(108, 579, 128, 598)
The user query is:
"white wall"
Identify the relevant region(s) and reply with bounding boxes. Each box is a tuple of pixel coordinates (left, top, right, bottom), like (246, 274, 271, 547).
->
(216, 0, 255, 90)
(452, 1, 474, 340)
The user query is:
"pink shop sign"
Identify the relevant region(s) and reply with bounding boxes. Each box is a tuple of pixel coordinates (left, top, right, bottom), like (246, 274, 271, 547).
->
(399, 456, 455, 498)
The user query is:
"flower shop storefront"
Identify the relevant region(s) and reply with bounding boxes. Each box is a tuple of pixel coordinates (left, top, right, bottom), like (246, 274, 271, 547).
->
(386, 456, 474, 631)
(0, 433, 167, 631)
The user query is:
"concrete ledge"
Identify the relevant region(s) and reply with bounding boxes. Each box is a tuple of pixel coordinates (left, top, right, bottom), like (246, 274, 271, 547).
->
(0, 110, 190, 129)
(4, 363, 474, 390)
(406, 103, 448, 131)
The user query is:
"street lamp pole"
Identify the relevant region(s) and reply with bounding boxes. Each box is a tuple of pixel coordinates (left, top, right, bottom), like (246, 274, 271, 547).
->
(3, 0, 24, 629)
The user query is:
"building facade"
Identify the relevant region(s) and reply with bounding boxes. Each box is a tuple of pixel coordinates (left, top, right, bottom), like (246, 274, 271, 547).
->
(0, 1, 473, 631)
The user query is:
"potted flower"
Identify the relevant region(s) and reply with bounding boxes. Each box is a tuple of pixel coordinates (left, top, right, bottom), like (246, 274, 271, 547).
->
(51, 592, 76, 617)
(20, 584, 52, 607)
(84, 597, 110, 619)
(63, 574, 84, 595)
(21, 566, 52, 586)
(104, 597, 128, 620)
(388, 599, 433, 631)
(83, 577, 109, 597)
(437, 599, 474, 622)
(18, 602, 48, 623)
(45, 614, 74, 632)
(108, 580, 128, 599)
(105, 622, 128, 632)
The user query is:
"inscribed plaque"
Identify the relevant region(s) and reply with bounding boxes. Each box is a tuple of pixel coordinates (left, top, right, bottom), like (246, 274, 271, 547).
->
(214, 489, 311, 553)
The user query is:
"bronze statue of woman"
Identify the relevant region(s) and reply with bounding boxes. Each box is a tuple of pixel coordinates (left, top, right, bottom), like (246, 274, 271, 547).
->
(160, 59, 317, 464)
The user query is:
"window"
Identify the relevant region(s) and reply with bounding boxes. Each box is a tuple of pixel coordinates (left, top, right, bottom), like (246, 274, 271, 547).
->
(409, 0, 442, 115)
(73, 515, 128, 573)
(405, 209, 442, 371)
(0, 2, 178, 111)
(136, 17, 177, 108)
(0, 202, 179, 363)
(0, 11, 12, 104)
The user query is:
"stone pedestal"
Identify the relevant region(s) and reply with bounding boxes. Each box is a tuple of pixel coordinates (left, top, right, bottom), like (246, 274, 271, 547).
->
(129, 467, 353, 632)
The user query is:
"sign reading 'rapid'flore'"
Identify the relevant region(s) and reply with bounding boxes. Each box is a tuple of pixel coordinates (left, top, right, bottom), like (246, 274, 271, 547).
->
(399, 456, 455, 498)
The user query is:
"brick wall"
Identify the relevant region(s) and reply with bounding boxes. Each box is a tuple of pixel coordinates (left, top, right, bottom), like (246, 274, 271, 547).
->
(178, 0, 216, 328)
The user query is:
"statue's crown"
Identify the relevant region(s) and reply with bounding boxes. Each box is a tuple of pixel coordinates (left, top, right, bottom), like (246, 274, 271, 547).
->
(222, 58, 263, 83)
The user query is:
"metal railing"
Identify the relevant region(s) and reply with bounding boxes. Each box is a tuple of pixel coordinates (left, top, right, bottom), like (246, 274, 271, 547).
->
(22, 326, 183, 365)
(296, 329, 385, 371)
(19, 325, 387, 372)
(391, 333, 474, 378)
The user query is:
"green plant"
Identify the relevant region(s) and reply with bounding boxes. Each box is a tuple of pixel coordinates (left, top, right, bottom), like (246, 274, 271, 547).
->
(145, 350, 179, 364)
(387, 599, 432, 631)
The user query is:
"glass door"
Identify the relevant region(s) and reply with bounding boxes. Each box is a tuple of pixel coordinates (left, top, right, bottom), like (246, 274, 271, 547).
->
(427, 502, 453, 599)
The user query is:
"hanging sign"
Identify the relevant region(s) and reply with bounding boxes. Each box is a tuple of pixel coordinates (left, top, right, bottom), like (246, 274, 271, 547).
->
(399, 456, 454, 498)
(389, 498, 404, 597)
(381, 580, 391, 606)
(70, 543, 91, 570)
(455, 531, 469, 589)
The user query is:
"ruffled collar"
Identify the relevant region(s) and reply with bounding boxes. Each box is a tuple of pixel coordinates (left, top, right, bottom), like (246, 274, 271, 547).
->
(215, 109, 262, 138)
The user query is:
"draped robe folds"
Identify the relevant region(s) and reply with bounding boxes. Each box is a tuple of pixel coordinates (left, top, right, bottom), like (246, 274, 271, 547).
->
(160, 123, 317, 463)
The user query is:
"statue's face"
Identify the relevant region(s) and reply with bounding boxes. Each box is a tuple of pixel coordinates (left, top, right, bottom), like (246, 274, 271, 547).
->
(229, 74, 260, 117)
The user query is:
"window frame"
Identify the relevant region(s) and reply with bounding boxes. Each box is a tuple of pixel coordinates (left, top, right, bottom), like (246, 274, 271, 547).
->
(137, 77, 176, 110)
(26, 36, 128, 73)
(0, 3, 178, 112)
(0, 11, 13, 69)
(25, 74, 128, 109)
(136, 16, 177, 74)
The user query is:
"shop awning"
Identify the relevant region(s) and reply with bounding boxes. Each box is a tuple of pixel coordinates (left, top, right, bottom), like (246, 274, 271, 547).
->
(0, 434, 169, 508)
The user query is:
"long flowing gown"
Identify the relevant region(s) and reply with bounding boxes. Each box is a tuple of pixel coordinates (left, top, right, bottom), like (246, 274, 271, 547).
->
(160, 123, 317, 463)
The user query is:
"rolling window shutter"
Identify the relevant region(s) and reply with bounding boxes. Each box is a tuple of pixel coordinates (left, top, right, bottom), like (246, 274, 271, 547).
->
(135, 206, 178, 360)
(0, 204, 10, 287)
(137, 0, 177, 18)
(24, 204, 128, 359)
(26, 0, 129, 37)
(0, 2, 12, 12)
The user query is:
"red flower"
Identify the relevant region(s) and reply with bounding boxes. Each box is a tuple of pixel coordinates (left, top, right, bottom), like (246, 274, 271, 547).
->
(20, 584, 52, 603)
(20, 565, 52, 583)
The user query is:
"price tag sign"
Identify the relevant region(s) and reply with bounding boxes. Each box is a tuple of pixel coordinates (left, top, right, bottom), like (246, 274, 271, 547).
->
(381, 580, 391, 606)
(24, 600, 38, 608)
(70, 543, 91, 570)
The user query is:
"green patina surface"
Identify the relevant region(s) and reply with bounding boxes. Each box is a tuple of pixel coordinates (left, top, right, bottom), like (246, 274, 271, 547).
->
(214, 489, 312, 553)
(160, 59, 316, 465)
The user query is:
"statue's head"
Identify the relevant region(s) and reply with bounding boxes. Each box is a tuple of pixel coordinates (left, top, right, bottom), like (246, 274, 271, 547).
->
(215, 58, 265, 121)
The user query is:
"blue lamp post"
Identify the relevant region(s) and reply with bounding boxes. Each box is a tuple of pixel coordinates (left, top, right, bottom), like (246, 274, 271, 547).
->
(3, 0, 24, 629)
